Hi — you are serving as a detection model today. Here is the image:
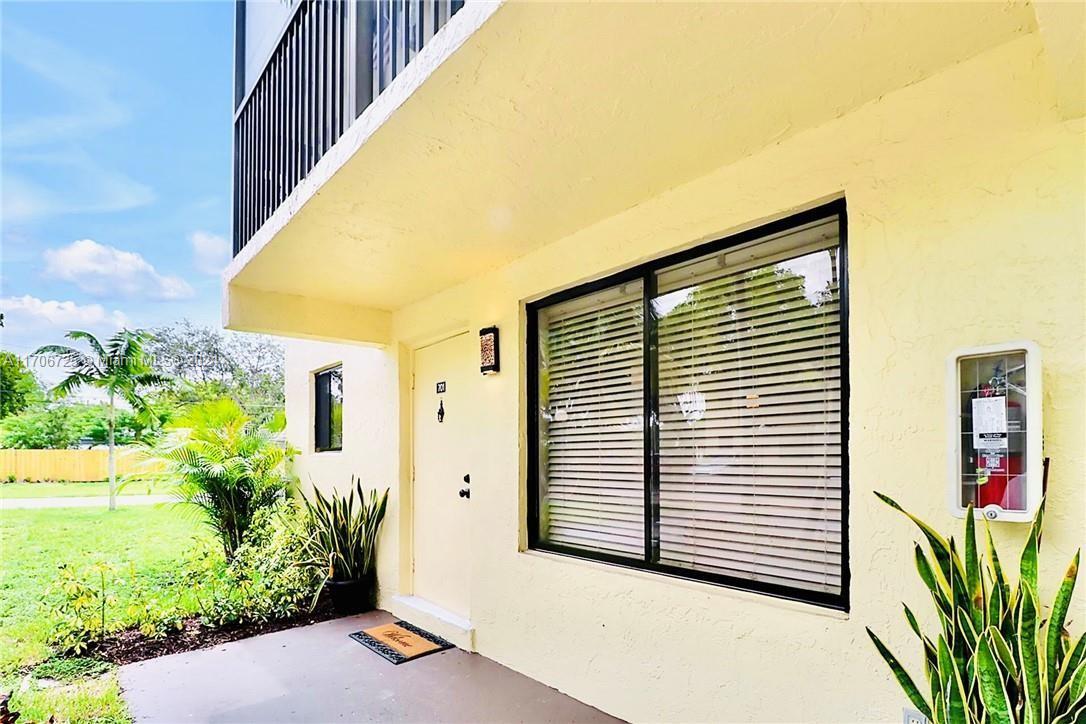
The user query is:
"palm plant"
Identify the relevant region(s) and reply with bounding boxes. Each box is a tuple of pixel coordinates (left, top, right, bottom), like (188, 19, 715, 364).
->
(141, 399, 295, 558)
(868, 494, 1084, 724)
(299, 477, 389, 610)
(35, 329, 170, 510)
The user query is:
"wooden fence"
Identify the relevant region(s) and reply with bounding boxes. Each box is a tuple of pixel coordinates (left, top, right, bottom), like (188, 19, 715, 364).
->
(0, 448, 162, 482)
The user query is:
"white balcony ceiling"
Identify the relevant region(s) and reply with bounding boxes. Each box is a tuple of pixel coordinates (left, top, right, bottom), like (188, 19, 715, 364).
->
(226, 1, 1037, 314)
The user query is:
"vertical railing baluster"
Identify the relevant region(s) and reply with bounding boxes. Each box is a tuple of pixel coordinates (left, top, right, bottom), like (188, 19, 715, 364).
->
(325, 0, 333, 152)
(356, 0, 373, 119)
(386, 0, 393, 92)
(415, 0, 423, 59)
(252, 84, 259, 234)
(272, 53, 280, 210)
(329, 0, 338, 144)
(246, 102, 251, 243)
(268, 72, 274, 217)
(335, 0, 343, 140)
(254, 84, 262, 234)
(246, 104, 253, 244)
(241, 107, 247, 245)
(262, 79, 268, 228)
(401, 0, 407, 69)
(344, 0, 354, 129)
(284, 28, 290, 198)
(311, 0, 319, 159)
(373, 0, 381, 98)
(288, 25, 296, 193)
(390, 0, 397, 83)
(272, 58, 279, 213)
(304, 2, 312, 175)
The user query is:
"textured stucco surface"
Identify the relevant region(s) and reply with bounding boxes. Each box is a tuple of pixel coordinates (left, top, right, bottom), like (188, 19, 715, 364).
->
(277, 31, 1085, 724)
(228, 1, 1038, 329)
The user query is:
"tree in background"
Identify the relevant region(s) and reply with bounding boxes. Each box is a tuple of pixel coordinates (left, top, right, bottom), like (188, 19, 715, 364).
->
(0, 351, 42, 418)
(0, 405, 81, 449)
(34, 330, 171, 510)
(146, 320, 284, 424)
(0, 403, 162, 450)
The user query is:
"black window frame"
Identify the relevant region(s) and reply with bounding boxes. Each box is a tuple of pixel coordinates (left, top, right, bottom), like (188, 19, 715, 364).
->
(314, 365, 343, 453)
(525, 200, 850, 611)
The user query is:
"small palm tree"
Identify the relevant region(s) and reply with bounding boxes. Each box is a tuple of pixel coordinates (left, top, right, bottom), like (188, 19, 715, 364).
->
(141, 398, 295, 558)
(35, 329, 170, 510)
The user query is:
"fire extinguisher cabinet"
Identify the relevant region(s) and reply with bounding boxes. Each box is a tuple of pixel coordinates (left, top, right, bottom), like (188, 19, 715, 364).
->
(946, 341, 1042, 522)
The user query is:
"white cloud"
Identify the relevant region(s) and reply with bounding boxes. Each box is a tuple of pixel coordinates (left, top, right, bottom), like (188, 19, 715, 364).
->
(189, 231, 231, 275)
(43, 239, 194, 300)
(0, 295, 129, 395)
(2, 294, 129, 331)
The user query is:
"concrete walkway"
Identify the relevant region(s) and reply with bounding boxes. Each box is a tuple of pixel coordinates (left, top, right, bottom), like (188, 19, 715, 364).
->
(120, 610, 622, 723)
(0, 494, 173, 510)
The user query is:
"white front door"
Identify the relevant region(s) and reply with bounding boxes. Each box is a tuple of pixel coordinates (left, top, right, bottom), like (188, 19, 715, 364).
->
(412, 332, 473, 619)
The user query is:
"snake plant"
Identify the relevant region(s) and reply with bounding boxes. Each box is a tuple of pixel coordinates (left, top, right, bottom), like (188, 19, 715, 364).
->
(299, 476, 389, 588)
(868, 494, 1084, 724)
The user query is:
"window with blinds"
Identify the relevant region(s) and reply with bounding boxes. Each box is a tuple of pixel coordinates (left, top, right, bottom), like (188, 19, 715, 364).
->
(536, 281, 645, 558)
(529, 203, 847, 609)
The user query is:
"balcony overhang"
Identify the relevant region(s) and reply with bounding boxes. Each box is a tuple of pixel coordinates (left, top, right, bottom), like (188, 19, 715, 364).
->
(224, 0, 1042, 344)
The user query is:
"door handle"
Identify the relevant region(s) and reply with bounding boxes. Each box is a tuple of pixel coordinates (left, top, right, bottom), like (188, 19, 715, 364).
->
(458, 488, 471, 499)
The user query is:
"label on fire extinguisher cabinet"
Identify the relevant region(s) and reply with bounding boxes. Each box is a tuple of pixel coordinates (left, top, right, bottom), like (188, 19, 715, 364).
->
(972, 396, 1008, 451)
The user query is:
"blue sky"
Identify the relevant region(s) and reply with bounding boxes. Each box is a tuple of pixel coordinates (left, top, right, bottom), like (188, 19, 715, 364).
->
(1, 1, 235, 378)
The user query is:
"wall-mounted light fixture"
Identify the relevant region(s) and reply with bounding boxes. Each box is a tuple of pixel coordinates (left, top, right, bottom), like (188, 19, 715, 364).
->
(479, 326, 500, 375)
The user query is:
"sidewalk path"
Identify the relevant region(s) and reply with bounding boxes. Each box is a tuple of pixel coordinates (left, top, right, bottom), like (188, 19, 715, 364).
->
(0, 494, 174, 510)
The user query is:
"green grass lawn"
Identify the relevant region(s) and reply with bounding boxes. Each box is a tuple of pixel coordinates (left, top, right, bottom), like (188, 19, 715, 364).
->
(0, 479, 172, 499)
(0, 506, 208, 722)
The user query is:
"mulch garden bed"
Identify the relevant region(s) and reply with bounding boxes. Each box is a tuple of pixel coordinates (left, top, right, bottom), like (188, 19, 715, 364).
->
(90, 595, 343, 666)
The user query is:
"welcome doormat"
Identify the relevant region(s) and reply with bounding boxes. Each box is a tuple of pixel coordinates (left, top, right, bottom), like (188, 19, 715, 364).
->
(349, 621, 454, 665)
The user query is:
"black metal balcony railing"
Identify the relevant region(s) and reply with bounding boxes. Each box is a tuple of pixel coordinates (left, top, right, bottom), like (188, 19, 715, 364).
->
(233, 0, 464, 255)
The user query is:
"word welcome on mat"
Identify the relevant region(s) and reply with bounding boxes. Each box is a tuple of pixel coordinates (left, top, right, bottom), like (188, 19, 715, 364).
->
(349, 620, 454, 664)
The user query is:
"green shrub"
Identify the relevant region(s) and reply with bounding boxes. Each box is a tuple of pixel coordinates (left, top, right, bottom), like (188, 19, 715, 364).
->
(185, 501, 321, 627)
(868, 496, 1084, 724)
(48, 563, 117, 655)
(124, 565, 185, 639)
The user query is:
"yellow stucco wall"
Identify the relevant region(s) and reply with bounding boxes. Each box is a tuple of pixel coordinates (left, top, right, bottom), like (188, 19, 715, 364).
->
(285, 32, 1085, 722)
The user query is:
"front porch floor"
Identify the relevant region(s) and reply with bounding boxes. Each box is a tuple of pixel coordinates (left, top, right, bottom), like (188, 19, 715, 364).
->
(119, 610, 622, 723)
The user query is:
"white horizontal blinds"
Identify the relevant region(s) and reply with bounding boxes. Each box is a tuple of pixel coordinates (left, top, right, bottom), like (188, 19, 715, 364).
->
(538, 280, 645, 558)
(653, 217, 843, 595)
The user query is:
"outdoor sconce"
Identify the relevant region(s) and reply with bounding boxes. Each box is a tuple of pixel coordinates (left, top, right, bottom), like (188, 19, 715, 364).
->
(479, 326, 500, 375)
(946, 341, 1042, 523)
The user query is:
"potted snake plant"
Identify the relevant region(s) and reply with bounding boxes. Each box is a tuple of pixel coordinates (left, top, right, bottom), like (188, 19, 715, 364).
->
(300, 476, 389, 614)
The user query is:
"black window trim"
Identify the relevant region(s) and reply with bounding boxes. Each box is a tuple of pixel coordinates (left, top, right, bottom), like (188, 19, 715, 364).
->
(525, 199, 850, 612)
(314, 364, 343, 453)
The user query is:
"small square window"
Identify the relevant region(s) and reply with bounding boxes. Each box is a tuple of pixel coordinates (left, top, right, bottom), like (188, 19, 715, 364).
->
(314, 366, 343, 452)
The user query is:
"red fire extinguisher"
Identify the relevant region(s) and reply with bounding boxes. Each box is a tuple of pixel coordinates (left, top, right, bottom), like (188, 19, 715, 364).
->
(966, 364, 1025, 511)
